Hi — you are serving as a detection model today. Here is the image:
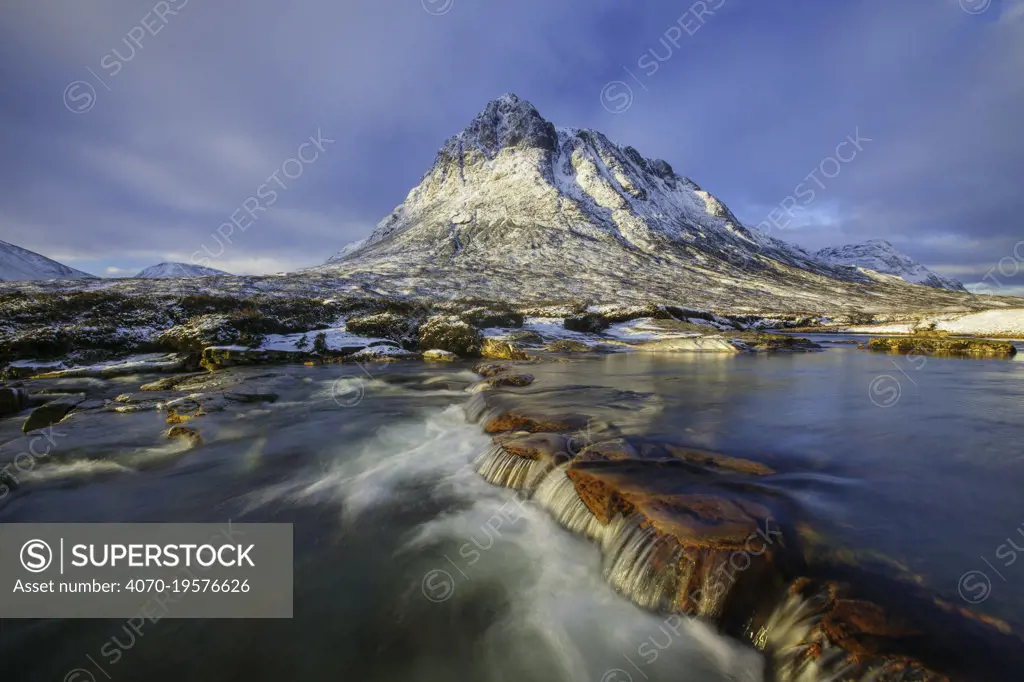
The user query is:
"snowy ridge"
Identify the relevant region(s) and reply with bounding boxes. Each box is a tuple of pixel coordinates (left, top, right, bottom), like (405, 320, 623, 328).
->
(313, 93, 972, 310)
(136, 262, 231, 278)
(815, 240, 965, 292)
(0, 239, 95, 282)
(325, 93, 843, 275)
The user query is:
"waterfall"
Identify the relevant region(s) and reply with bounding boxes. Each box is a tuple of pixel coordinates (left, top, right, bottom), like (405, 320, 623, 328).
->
(600, 514, 683, 612)
(475, 443, 554, 492)
(755, 592, 887, 682)
(532, 465, 607, 541)
(463, 392, 499, 424)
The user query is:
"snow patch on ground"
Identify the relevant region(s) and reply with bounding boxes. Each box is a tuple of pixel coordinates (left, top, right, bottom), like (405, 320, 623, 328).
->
(604, 318, 701, 341)
(839, 308, 1024, 337)
(259, 327, 395, 353)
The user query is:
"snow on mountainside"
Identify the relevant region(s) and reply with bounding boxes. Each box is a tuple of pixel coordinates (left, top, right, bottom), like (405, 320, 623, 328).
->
(317, 93, 908, 310)
(0, 239, 96, 282)
(135, 262, 231, 278)
(815, 240, 966, 292)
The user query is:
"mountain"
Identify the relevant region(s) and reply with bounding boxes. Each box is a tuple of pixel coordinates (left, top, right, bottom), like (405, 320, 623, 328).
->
(135, 262, 231, 278)
(316, 94, 974, 312)
(0, 239, 96, 282)
(815, 240, 966, 292)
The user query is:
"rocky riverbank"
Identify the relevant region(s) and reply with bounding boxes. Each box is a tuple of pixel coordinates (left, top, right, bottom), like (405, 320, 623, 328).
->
(1, 293, 832, 379)
(867, 335, 1017, 358)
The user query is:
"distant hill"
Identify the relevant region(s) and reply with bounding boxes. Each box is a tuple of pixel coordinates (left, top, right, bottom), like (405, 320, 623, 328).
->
(135, 262, 231, 278)
(0, 239, 96, 282)
(815, 240, 966, 291)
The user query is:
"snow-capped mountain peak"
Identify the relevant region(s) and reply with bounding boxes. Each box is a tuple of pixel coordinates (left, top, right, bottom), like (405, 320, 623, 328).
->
(135, 262, 231, 278)
(0, 239, 96, 282)
(315, 93, 973, 309)
(815, 240, 965, 291)
(324, 93, 787, 267)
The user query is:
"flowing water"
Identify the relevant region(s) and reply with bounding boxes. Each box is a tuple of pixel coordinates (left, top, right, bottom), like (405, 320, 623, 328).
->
(2, 338, 1023, 681)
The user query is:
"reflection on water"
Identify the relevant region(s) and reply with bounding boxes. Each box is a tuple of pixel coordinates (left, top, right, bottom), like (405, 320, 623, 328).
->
(1, 341, 1022, 680)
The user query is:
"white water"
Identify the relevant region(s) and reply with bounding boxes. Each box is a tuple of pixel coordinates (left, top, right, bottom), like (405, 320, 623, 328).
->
(280, 399, 766, 681)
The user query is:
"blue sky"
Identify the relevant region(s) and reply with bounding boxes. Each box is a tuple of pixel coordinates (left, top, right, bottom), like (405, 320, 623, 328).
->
(1, 0, 1021, 292)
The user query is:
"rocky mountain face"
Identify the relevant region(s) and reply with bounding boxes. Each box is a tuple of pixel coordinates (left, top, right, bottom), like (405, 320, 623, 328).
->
(0, 240, 95, 282)
(317, 94, 977, 313)
(815, 240, 966, 292)
(136, 262, 231, 278)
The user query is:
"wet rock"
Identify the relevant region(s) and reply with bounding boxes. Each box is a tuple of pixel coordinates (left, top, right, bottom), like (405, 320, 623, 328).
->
(545, 339, 595, 353)
(22, 396, 84, 433)
(200, 347, 299, 370)
(224, 390, 278, 403)
(662, 444, 775, 476)
(507, 330, 544, 345)
(473, 362, 511, 377)
(491, 432, 573, 466)
(140, 373, 208, 391)
(36, 354, 186, 378)
(575, 438, 640, 462)
(165, 396, 206, 424)
(486, 373, 535, 388)
(760, 580, 947, 681)
(166, 425, 203, 447)
(27, 392, 82, 407)
(868, 336, 1016, 357)
(423, 349, 458, 362)
(566, 461, 786, 618)
(732, 333, 822, 352)
(418, 315, 483, 356)
(0, 388, 30, 417)
(484, 410, 589, 434)
(481, 338, 530, 361)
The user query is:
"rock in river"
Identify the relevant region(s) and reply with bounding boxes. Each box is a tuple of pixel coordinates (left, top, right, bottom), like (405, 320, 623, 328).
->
(22, 395, 85, 433)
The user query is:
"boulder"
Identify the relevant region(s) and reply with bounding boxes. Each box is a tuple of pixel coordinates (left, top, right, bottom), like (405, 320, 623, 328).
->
(733, 333, 822, 352)
(507, 330, 544, 345)
(422, 349, 458, 362)
(344, 312, 419, 345)
(418, 315, 483, 356)
(486, 373, 534, 388)
(563, 313, 610, 333)
(166, 425, 204, 447)
(473, 362, 510, 377)
(200, 347, 298, 371)
(480, 338, 530, 360)
(22, 395, 84, 433)
(458, 306, 525, 329)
